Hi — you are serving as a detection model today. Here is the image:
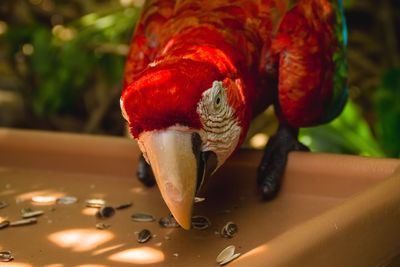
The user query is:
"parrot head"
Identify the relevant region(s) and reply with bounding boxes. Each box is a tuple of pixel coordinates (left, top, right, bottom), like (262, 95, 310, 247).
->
(121, 58, 247, 229)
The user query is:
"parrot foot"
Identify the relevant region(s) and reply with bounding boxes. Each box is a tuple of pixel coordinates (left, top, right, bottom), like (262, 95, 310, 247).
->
(257, 124, 309, 200)
(137, 154, 156, 187)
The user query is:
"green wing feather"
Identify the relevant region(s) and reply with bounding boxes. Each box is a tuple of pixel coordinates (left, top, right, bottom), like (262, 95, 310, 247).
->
(323, 0, 348, 122)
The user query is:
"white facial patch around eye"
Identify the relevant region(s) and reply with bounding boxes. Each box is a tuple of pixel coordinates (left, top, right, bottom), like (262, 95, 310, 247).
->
(197, 81, 241, 169)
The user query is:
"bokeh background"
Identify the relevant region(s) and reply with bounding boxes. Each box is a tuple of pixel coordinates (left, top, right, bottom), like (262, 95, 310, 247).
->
(0, 0, 399, 157)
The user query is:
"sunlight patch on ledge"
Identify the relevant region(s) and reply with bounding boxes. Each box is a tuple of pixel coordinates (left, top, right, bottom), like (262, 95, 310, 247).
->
(81, 207, 99, 216)
(1, 262, 32, 267)
(16, 190, 65, 205)
(240, 244, 269, 260)
(48, 228, 114, 252)
(74, 264, 109, 267)
(108, 246, 165, 264)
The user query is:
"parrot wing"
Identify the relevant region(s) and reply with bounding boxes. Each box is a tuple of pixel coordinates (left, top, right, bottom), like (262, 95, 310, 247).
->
(124, 0, 176, 87)
(271, 0, 348, 127)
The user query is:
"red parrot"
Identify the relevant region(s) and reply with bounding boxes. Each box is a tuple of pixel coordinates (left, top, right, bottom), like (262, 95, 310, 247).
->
(121, 0, 348, 229)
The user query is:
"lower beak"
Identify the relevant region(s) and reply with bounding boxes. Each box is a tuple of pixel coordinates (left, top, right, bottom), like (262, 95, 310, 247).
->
(139, 129, 202, 229)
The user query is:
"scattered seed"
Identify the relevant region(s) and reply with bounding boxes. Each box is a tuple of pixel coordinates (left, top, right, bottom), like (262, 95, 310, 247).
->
(0, 220, 10, 230)
(164, 235, 171, 240)
(21, 208, 33, 214)
(194, 197, 205, 203)
(0, 250, 13, 262)
(0, 201, 8, 209)
(57, 196, 78, 205)
(96, 206, 115, 218)
(219, 253, 241, 266)
(32, 196, 56, 204)
(96, 223, 111, 230)
(173, 253, 179, 257)
(220, 222, 238, 238)
(86, 199, 106, 208)
(159, 214, 180, 228)
(115, 202, 133, 210)
(22, 210, 44, 219)
(191, 215, 211, 230)
(131, 212, 155, 222)
(137, 229, 152, 243)
(216, 245, 235, 263)
(10, 218, 37, 226)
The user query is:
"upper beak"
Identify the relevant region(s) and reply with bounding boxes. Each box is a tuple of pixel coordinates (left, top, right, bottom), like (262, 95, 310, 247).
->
(139, 129, 211, 229)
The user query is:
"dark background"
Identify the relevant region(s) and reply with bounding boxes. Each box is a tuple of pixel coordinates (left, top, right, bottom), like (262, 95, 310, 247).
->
(0, 0, 399, 157)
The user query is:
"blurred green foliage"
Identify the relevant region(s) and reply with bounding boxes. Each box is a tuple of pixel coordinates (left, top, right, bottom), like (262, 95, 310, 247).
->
(5, 6, 139, 116)
(374, 69, 400, 157)
(300, 100, 385, 157)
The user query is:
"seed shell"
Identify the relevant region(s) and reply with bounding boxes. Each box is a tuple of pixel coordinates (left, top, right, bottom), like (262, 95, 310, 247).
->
(96, 223, 111, 230)
(0, 250, 13, 262)
(191, 215, 211, 230)
(159, 214, 180, 228)
(21, 208, 33, 214)
(131, 212, 155, 222)
(115, 202, 133, 210)
(86, 199, 106, 208)
(22, 210, 44, 219)
(57, 196, 78, 205)
(137, 229, 152, 243)
(0, 220, 10, 230)
(220, 222, 238, 238)
(10, 218, 37, 226)
(194, 197, 205, 203)
(96, 206, 115, 218)
(0, 201, 8, 209)
(216, 245, 235, 263)
(219, 253, 241, 266)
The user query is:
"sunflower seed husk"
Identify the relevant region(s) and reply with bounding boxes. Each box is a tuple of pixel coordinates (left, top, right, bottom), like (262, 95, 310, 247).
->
(22, 210, 44, 219)
(0, 220, 10, 230)
(0, 201, 8, 209)
(10, 218, 37, 226)
(57, 196, 78, 205)
(115, 202, 133, 210)
(0, 250, 13, 262)
(96, 206, 115, 218)
(194, 197, 205, 203)
(131, 212, 155, 222)
(137, 229, 152, 243)
(159, 214, 180, 228)
(216, 245, 235, 263)
(86, 199, 106, 208)
(21, 207, 33, 214)
(191, 215, 211, 230)
(219, 253, 241, 266)
(220, 222, 238, 238)
(96, 223, 111, 230)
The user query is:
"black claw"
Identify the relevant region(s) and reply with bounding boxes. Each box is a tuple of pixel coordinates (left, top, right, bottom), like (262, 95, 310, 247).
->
(257, 124, 309, 201)
(137, 154, 156, 187)
(259, 178, 280, 201)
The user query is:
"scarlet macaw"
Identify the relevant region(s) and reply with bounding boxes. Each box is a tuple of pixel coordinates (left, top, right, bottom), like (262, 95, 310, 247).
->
(121, 0, 348, 229)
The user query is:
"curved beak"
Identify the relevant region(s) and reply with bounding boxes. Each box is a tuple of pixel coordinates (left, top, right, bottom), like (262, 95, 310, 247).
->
(139, 129, 213, 229)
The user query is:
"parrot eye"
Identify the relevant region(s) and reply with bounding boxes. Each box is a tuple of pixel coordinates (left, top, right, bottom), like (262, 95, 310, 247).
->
(214, 96, 221, 108)
(213, 88, 223, 110)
